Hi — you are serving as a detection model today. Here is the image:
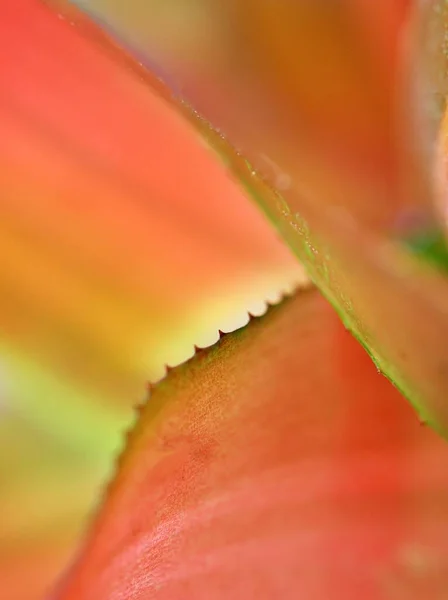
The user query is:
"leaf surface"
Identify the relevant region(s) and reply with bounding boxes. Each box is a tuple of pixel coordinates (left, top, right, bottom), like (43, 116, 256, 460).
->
(0, 0, 301, 439)
(55, 289, 448, 600)
(0, 2, 303, 597)
(68, 0, 448, 434)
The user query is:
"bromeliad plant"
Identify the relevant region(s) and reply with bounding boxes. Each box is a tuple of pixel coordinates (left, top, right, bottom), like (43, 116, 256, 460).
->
(0, 2, 300, 598)
(2, 0, 448, 599)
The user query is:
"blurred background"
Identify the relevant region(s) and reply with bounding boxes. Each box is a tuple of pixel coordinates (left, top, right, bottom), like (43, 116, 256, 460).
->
(0, 2, 303, 598)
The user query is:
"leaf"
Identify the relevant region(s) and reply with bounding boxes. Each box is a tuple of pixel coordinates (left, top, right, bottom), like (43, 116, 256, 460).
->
(0, 0, 302, 442)
(74, 0, 448, 435)
(0, 1, 304, 597)
(55, 289, 448, 600)
(71, 0, 430, 235)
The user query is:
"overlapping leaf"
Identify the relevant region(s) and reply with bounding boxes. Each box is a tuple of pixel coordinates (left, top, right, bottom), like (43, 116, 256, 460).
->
(55, 289, 448, 599)
(76, 0, 448, 434)
(1, 0, 301, 433)
(0, 2, 303, 598)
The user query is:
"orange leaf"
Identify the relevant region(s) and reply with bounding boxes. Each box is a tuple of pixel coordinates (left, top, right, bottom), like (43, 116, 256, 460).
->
(0, 2, 302, 597)
(71, 0, 448, 433)
(0, 0, 300, 415)
(55, 289, 448, 600)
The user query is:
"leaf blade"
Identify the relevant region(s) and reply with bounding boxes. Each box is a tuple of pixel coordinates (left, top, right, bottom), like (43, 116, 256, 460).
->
(55, 289, 448, 600)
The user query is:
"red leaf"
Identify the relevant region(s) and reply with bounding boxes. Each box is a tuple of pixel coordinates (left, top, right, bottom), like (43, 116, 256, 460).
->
(55, 290, 448, 599)
(0, 2, 301, 598)
(0, 0, 300, 408)
(75, 1, 448, 433)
